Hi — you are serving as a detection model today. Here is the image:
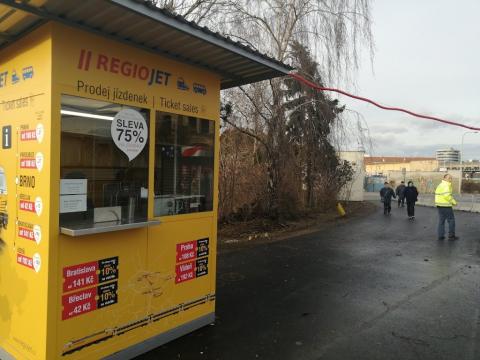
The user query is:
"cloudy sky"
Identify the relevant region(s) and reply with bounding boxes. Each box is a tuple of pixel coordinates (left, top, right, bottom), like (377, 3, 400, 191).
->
(337, 0, 480, 160)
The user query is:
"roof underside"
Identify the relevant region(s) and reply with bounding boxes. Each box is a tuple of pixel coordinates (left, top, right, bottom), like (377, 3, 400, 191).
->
(0, 0, 292, 89)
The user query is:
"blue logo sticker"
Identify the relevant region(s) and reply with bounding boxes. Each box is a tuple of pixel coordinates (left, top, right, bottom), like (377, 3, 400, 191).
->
(177, 77, 189, 91)
(22, 66, 34, 80)
(193, 83, 207, 95)
(11, 71, 20, 85)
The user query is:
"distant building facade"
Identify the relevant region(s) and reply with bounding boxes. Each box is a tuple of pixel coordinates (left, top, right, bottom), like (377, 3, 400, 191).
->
(436, 148, 460, 164)
(365, 156, 438, 175)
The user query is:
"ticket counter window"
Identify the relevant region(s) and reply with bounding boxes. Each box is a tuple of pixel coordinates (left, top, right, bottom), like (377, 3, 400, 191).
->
(154, 112, 214, 216)
(60, 95, 149, 230)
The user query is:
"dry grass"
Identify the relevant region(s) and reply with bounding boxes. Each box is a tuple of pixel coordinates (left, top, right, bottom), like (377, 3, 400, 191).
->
(218, 201, 376, 250)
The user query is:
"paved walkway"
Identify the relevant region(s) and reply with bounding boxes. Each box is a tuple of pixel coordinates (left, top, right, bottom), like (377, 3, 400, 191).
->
(365, 191, 480, 212)
(139, 203, 480, 360)
(416, 194, 480, 213)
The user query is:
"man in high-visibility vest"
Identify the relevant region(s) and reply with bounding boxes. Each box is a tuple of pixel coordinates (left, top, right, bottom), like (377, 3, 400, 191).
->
(435, 173, 458, 240)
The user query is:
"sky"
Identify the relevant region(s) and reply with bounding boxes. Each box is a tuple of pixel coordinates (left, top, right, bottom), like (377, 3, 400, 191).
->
(337, 0, 480, 160)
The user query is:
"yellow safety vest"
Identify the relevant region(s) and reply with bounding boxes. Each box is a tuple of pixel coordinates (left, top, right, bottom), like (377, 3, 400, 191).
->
(435, 180, 457, 207)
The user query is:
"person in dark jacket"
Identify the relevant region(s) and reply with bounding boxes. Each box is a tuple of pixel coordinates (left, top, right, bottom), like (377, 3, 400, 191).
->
(404, 180, 419, 220)
(395, 181, 406, 207)
(380, 182, 396, 215)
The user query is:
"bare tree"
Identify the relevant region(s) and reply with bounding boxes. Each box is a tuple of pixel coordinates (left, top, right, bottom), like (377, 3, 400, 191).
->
(150, 0, 373, 81)
(152, 0, 374, 219)
(219, 1, 373, 217)
(149, 0, 231, 25)
(221, 0, 373, 84)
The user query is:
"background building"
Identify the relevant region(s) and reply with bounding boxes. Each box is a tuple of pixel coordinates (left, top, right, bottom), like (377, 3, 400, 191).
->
(436, 148, 460, 164)
(364, 156, 438, 175)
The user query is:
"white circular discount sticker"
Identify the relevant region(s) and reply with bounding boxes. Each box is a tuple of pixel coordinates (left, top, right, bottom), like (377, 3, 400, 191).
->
(35, 152, 44, 172)
(36, 123, 44, 144)
(33, 253, 41, 273)
(33, 224, 42, 245)
(111, 109, 147, 161)
(35, 197, 43, 216)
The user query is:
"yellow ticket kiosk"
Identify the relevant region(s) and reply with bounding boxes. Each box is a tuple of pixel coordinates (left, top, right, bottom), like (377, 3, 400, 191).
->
(0, 1, 291, 359)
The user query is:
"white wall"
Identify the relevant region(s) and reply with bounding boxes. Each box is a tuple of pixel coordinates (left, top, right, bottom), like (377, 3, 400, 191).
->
(338, 151, 365, 201)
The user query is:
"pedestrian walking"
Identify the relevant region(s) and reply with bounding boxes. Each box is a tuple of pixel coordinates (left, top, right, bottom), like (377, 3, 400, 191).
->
(404, 181, 418, 220)
(395, 181, 406, 207)
(380, 182, 396, 215)
(435, 173, 458, 240)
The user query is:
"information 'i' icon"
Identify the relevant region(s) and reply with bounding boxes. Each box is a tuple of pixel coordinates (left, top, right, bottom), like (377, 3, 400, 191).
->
(2, 126, 11, 149)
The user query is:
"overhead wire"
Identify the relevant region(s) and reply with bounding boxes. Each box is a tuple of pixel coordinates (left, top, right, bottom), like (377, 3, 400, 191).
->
(288, 72, 480, 131)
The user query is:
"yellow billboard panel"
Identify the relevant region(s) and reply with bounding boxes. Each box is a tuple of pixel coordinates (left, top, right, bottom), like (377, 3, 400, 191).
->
(0, 21, 220, 360)
(0, 24, 53, 360)
(51, 23, 219, 360)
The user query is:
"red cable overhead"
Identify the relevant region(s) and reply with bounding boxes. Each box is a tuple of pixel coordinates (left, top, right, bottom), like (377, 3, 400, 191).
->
(289, 72, 480, 131)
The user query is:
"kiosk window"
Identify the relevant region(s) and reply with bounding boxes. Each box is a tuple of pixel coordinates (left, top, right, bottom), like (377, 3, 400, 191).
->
(154, 112, 214, 216)
(60, 95, 149, 228)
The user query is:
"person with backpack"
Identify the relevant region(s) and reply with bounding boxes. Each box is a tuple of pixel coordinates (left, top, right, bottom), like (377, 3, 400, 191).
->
(395, 181, 406, 207)
(380, 182, 396, 215)
(404, 180, 419, 220)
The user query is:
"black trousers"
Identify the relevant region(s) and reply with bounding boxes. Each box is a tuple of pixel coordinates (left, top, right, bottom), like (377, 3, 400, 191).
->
(384, 201, 391, 214)
(398, 196, 405, 206)
(407, 201, 415, 217)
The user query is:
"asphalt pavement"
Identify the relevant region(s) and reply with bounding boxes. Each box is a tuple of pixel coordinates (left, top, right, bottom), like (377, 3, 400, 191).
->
(138, 202, 480, 360)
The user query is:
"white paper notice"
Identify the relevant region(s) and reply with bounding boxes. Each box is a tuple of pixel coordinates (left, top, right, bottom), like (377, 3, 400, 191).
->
(60, 179, 87, 195)
(0, 166, 6, 194)
(60, 195, 87, 213)
(111, 109, 147, 161)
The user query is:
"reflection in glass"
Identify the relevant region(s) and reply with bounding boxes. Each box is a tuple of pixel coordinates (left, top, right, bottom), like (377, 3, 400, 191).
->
(154, 112, 214, 216)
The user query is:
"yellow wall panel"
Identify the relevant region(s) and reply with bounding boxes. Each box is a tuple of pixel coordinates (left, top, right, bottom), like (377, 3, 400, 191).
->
(0, 24, 53, 360)
(1, 21, 220, 360)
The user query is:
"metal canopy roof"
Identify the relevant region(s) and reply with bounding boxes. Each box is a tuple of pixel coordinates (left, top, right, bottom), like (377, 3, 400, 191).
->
(0, 0, 292, 89)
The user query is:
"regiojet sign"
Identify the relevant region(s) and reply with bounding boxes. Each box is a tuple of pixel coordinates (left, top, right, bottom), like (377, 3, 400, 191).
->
(77, 49, 172, 87)
(68, 41, 215, 117)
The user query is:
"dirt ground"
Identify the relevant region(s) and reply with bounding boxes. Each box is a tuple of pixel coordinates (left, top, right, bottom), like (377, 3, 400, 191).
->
(218, 201, 376, 251)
